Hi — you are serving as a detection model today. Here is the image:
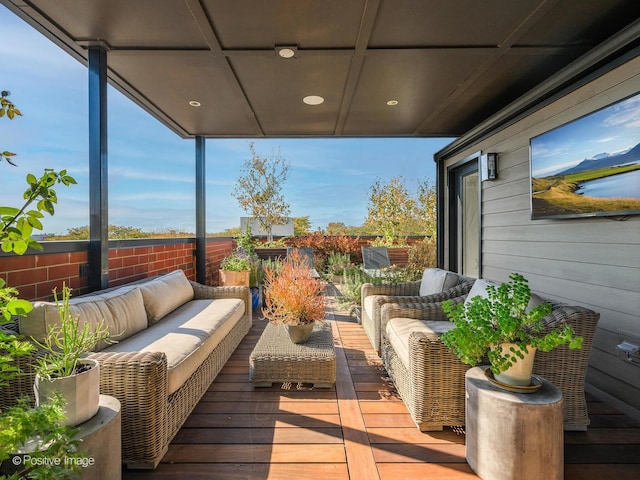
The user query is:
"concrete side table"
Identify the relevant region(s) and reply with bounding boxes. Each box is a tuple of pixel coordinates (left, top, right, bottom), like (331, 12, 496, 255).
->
(74, 394, 122, 480)
(465, 366, 564, 480)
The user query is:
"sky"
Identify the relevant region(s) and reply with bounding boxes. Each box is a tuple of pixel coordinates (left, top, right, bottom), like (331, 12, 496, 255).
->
(530, 93, 640, 178)
(0, 5, 453, 235)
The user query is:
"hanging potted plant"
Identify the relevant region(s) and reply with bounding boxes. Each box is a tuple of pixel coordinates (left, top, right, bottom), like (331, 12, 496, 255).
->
(33, 284, 112, 426)
(263, 250, 326, 344)
(441, 273, 583, 388)
(219, 249, 251, 287)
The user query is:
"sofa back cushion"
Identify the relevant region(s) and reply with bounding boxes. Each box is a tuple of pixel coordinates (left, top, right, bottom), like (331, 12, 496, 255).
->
(419, 268, 462, 296)
(20, 294, 113, 346)
(138, 269, 194, 324)
(96, 286, 148, 349)
(19, 286, 149, 351)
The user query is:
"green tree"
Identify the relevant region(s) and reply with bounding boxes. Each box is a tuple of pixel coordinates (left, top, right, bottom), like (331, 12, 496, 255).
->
(364, 175, 416, 244)
(363, 176, 436, 242)
(416, 178, 437, 238)
(293, 216, 311, 236)
(232, 142, 290, 241)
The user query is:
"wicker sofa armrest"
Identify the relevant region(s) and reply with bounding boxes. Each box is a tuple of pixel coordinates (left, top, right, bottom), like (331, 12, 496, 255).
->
(361, 280, 421, 298)
(88, 350, 170, 464)
(189, 281, 252, 318)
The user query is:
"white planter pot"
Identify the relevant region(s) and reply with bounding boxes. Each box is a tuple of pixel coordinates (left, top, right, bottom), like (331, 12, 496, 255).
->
(493, 343, 537, 387)
(34, 358, 100, 426)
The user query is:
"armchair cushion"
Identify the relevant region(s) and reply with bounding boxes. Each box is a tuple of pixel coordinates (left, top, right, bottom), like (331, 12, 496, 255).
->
(419, 268, 461, 296)
(464, 277, 545, 312)
(386, 317, 454, 369)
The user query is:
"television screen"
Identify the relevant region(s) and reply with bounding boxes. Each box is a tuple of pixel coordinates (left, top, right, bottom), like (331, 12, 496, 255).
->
(530, 93, 640, 220)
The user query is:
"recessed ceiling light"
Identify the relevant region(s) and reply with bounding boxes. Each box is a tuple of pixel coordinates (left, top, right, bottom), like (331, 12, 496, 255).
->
(386, 100, 399, 106)
(189, 100, 201, 107)
(278, 48, 296, 58)
(303, 95, 324, 105)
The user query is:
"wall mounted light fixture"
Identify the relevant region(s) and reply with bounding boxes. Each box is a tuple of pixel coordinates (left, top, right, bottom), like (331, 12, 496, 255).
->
(480, 152, 498, 181)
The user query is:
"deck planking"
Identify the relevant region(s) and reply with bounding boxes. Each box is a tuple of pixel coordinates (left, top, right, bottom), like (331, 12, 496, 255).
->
(123, 293, 640, 480)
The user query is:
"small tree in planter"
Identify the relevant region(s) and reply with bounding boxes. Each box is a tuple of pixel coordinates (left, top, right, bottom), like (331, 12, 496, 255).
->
(441, 273, 583, 387)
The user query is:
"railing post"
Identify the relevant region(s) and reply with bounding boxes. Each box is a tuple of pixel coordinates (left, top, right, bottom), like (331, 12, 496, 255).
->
(88, 44, 109, 291)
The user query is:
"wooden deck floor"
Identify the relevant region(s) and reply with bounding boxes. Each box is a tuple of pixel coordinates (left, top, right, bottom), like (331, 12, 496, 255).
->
(123, 293, 640, 480)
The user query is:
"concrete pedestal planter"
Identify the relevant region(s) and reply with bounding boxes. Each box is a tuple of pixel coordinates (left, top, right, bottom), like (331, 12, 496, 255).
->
(34, 358, 100, 426)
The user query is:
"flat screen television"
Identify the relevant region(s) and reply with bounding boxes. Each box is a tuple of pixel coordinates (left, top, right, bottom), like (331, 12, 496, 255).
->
(530, 92, 640, 220)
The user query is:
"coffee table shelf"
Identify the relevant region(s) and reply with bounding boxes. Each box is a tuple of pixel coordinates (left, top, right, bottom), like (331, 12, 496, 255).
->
(250, 321, 336, 388)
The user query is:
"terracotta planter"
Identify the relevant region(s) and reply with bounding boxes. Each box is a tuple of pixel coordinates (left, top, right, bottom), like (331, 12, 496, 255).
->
(493, 343, 537, 387)
(34, 358, 100, 426)
(286, 323, 315, 344)
(220, 269, 250, 286)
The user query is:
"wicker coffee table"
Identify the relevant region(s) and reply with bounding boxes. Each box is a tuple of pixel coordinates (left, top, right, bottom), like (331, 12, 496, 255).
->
(250, 321, 336, 388)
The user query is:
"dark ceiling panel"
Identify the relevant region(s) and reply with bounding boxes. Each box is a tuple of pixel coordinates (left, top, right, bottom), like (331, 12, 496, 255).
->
(343, 50, 493, 135)
(204, 0, 366, 49)
(421, 49, 591, 135)
(7, 0, 640, 137)
(109, 52, 256, 136)
(30, 0, 207, 48)
(230, 54, 351, 135)
(369, 0, 542, 47)
(517, 0, 640, 46)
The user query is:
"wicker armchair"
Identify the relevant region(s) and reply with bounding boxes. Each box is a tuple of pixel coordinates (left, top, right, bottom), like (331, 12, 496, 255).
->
(361, 271, 475, 354)
(380, 297, 600, 432)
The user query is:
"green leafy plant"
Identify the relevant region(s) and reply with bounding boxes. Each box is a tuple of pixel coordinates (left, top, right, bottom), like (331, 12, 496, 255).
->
(220, 250, 251, 271)
(0, 396, 84, 479)
(335, 267, 380, 312)
(0, 90, 81, 479)
(33, 285, 112, 380)
(326, 252, 352, 277)
(441, 273, 583, 375)
(263, 250, 326, 326)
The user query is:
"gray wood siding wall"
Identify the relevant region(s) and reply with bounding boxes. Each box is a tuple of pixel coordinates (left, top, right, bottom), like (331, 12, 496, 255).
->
(442, 56, 640, 411)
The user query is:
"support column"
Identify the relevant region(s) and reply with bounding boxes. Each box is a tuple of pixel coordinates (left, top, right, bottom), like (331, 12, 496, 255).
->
(195, 136, 206, 284)
(88, 45, 109, 291)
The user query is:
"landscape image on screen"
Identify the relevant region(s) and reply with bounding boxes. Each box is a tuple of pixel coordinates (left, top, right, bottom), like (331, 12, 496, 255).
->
(530, 93, 640, 219)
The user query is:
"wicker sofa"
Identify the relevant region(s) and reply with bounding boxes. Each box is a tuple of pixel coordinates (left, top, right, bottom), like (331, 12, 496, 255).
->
(380, 279, 600, 432)
(1, 269, 252, 469)
(360, 268, 475, 354)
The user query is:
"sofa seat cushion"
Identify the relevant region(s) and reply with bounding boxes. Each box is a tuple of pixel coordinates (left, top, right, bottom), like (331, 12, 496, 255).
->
(138, 269, 195, 325)
(386, 317, 454, 370)
(419, 268, 461, 296)
(102, 298, 244, 394)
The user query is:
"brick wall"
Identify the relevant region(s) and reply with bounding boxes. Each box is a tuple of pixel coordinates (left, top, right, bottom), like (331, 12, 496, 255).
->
(108, 242, 196, 288)
(205, 238, 236, 286)
(0, 251, 90, 300)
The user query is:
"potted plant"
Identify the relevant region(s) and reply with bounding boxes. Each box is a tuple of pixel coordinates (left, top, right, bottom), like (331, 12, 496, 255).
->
(219, 249, 251, 287)
(263, 250, 326, 344)
(441, 273, 583, 388)
(33, 284, 112, 426)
